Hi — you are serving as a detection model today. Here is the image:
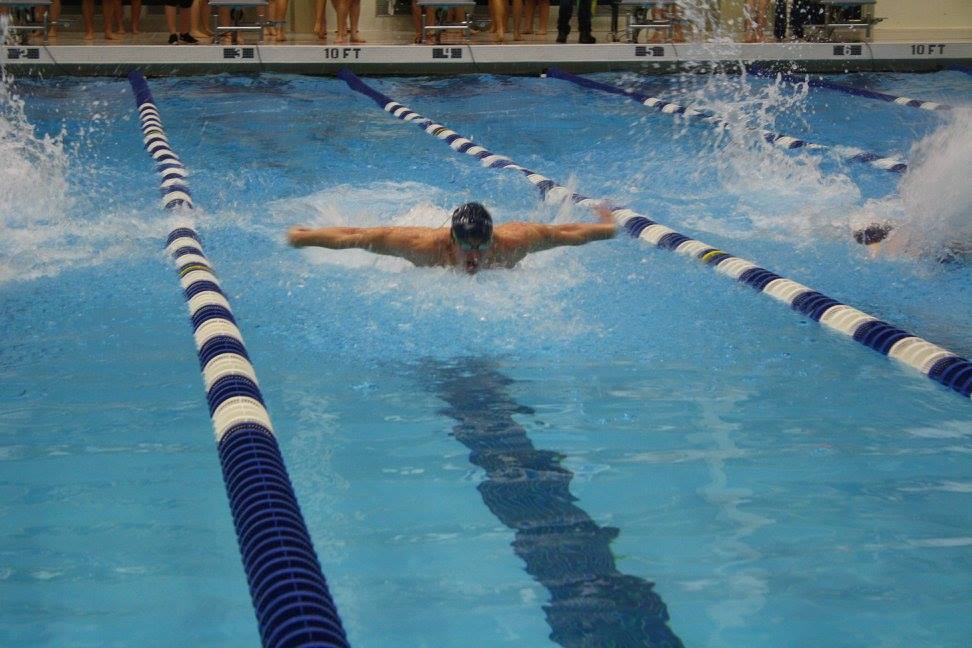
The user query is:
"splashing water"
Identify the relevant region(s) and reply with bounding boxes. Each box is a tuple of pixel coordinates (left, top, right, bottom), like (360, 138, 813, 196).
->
(0, 54, 165, 284)
(611, 67, 863, 246)
(850, 109, 972, 261)
(0, 31, 70, 221)
(0, 27, 74, 283)
(267, 180, 599, 350)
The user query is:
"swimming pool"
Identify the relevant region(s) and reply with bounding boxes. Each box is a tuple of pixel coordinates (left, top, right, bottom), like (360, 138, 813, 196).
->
(1, 69, 971, 646)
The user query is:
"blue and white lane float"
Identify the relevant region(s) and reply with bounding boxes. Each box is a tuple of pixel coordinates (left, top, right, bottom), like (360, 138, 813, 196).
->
(337, 68, 972, 400)
(545, 67, 908, 173)
(127, 71, 350, 648)
(765, 70, 954, 112)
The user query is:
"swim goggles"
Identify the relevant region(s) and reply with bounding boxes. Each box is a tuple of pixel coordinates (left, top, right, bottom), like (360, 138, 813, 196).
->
(453, 231, 491, 251)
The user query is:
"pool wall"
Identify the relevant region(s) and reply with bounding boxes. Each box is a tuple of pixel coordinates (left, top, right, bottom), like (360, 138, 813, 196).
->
(2, 41, 971, 76)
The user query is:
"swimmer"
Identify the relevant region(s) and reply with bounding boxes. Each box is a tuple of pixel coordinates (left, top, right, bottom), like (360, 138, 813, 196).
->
(853, 222, 970, 264)
(287, 202, 617, 274)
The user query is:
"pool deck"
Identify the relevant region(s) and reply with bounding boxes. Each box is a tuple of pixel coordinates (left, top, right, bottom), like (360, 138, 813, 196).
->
(3, 33, 970, 75)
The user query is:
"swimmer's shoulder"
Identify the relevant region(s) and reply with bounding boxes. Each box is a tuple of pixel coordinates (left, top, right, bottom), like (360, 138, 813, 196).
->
(394, 227, 451, 265)
(493, 222, 547, 247)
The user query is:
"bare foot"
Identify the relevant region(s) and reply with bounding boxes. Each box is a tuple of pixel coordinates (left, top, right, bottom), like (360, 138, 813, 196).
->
(492, 32, 505, 43)
(514, 32, 523, 41)
(275, 32, 286, 42)
(350, 32, 366, 43)
(537, 29, 547, 35)
(105, 31, 122, 41)
(336, 32, 348, 44)
(84, 31, 95, 41)
(315, 28, 326, 41)
(131, 29, 140, 35)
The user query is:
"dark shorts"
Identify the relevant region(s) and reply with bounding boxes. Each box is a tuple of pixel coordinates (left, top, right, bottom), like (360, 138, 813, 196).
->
(163, 0, 192, 8)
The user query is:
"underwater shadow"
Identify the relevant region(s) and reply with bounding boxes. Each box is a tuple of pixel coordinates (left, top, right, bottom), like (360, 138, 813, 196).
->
(422, 357, 683, 648)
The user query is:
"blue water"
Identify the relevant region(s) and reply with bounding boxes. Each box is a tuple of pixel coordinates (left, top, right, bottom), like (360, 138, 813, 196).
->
(1, 70, 971, 646)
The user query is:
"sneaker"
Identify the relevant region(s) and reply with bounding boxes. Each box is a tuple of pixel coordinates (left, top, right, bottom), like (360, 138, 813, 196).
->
(556, 32, 567, 43)
(579, 34, 596, 44)
(179, 32, 199, 44)
(168, 33, 178, 45)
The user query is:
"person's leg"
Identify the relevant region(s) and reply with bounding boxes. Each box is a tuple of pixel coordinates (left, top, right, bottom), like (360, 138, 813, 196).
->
(216, 6, 232, 43)
(536, 0, 548, 34)
(489, 0, 506, 41)
(189, 0, 205, 38)
(179, 4, 191, 33)
(756, 0, 768, 41)
(671, 3, 684, 42)
(350, 0, 364, 41)
(118, 0, 127, 33)
(556, 0, 572, 41)
(773, 0, 786, 41)
(577, 0, 592, 41)
(789, 0, 805, 39)
(315, 0, 327, 39)
(50, 0, 62, 37)
(266, 0, 276, 37)
(164, 3, 178, 41)
(335, 0, 348, 42)
(111, 0, 123, 33)
(83, 0, 96, 39)
(130, 0, 141, 33)
(103, 0, 121, 39)
(523, 0, 534, 34)
(511, 0, 522, 39)
(743, 0, 757, 41)
(275, 0, 288, 40)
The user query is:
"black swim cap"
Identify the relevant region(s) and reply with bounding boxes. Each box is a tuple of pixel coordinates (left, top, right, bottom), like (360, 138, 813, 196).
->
(853, 223, 893, 245)
(451, 202, 493, 243)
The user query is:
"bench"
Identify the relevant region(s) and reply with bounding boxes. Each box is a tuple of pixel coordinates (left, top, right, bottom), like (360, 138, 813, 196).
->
(416, 0, 477, 44)
(817, 0, 882, 41)
(618, 0, 680, 44)
(0, 0, 52, 43)
(207, 0, 270, 44)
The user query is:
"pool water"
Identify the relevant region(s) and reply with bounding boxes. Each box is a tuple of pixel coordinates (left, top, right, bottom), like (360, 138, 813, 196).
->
(1, 70, 971, 646)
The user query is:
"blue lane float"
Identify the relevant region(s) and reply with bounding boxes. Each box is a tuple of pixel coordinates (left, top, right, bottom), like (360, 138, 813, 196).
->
(127, 70, 350, 648)
(545, 67, 908, 174)
(764, 70, 954, 112)
(337, 68, 972, 400)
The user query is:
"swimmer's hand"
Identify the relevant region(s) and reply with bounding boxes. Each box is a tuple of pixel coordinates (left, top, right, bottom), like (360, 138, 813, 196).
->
(288, 227, 311, 247)
(594, 203, 617, 227)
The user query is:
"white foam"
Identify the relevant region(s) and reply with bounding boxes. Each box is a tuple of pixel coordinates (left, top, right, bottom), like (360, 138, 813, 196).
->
(849, 111, 972, 261)
(672, 71, 862, 244)
(275, 181, 601, 347)
(0, 64, 170, 284)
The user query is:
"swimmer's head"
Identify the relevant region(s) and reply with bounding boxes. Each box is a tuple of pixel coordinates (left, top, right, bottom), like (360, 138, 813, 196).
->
(451, 203, 493, 274)
(853, 223, 893, 245)
(451, 202, 493, 248)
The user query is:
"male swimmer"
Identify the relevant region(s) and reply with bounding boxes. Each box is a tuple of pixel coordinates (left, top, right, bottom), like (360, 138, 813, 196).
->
(853, 222, 970, 263)
(287, 202, 617, 274)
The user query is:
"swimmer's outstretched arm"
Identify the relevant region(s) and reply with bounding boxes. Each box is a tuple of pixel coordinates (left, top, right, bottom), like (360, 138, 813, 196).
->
(517, 205, 617, 252)
(287, 226, 440, 264)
